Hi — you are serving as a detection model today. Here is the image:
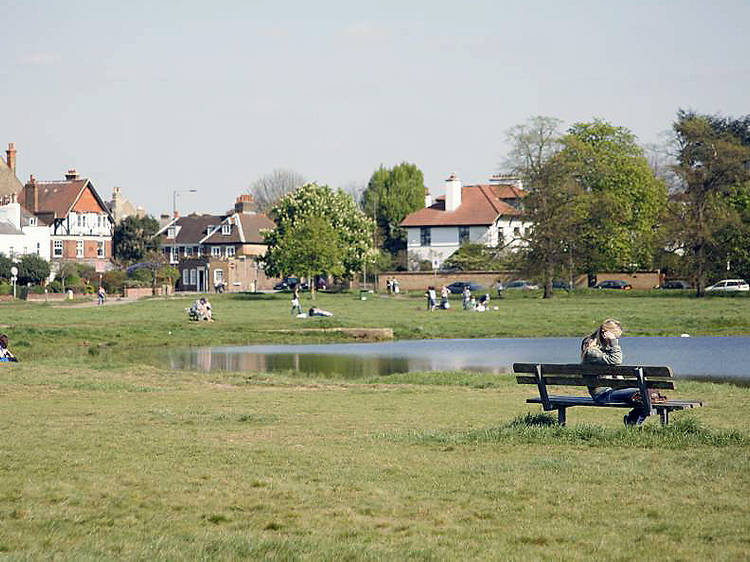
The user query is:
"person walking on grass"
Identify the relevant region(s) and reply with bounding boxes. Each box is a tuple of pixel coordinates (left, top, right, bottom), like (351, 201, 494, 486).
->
(291, 285, 303, 316)
(97, 286, 106, 306)
(580, 318, 655, 426)
(425, 286, 437, 311)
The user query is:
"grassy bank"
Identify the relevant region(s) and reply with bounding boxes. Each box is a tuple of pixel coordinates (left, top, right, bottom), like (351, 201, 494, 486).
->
(0, 363, 748, 560)
(1, 292, 749, 559)
(2, 290, 750, 361)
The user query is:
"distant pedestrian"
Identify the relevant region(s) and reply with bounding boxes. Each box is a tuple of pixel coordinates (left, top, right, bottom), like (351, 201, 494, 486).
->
(440, 286, 450, 309)
(291, 286, 303, 315)
(425, 287, 437, 311)
(462, 286, 472, 310)
(97, 286, 106, 306)
(392, 278, 400, 294)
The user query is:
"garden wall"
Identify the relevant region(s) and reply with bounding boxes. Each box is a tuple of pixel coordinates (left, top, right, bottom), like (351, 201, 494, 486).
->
(592, 271, 662, 290)
(376, 271, 515, 292)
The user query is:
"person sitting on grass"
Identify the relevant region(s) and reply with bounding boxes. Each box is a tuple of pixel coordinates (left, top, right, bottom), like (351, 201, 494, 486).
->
(580, 318, 650, 426)
(0, 334, 18, 362)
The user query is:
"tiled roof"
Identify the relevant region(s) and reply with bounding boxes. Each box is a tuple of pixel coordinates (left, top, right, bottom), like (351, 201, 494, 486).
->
(17, 179, 89, 218)
(164, 215, 225, 245)
(0, 159, 22, 198)
(201, 213, 275, 244)
(401, 184, 525, 227)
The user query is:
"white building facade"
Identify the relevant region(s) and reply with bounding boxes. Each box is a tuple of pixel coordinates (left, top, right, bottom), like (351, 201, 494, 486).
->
(0, 201, 51, 261)
(401, 174, 532, 271)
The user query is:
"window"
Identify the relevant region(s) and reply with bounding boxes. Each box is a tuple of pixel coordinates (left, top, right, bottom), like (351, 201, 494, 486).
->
(211, 246, 221, 257)
(226, 246, 235, 257)
(513, 227, 521, 237)
(8, 247, 14, 258)
(222, 223, 231, 235)
(167, 227, 176, 239)
(420, 227, 431, 247)
(169, 247, 178, 264)
(97, 241, 105, 258)
(97, 215, 103, 228)
(28, 217, 37, 226)
(185, 246, 193, 256)
(77, 214, 86, 228)
(54, 240, 63, 257)
(458, 226, 470, 244)
(190, 269, 197, 285)
(76, 240, 84, 257)
(36, 242, 40, 255)
(497, 227, 505, 245)
(214, 269, 224, 284)
(182, 269, 189, 284)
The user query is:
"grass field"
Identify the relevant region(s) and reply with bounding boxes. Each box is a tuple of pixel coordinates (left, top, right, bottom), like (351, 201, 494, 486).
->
(1, 291, 749, 560)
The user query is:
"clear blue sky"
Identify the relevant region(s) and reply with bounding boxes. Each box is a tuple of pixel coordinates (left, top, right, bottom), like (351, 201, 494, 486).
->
(2, 0, 748, 215)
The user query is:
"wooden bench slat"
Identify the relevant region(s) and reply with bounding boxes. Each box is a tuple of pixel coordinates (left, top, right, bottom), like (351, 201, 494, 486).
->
(515, 375, 676, 390)
(513, 363, 673, 378)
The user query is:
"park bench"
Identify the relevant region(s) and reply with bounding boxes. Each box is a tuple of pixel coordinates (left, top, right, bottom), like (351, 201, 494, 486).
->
(513, 363, 703, 426)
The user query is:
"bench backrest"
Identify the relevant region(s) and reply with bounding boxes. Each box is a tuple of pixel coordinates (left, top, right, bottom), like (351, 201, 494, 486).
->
(513, 363, 675, 412)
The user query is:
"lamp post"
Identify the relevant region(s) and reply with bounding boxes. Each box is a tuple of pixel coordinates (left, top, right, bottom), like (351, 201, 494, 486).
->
(10, 265, 18, 299)
(172, 189, 198, 217)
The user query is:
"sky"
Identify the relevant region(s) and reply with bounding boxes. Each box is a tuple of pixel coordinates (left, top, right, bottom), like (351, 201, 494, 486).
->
(2, 0, 749, 216)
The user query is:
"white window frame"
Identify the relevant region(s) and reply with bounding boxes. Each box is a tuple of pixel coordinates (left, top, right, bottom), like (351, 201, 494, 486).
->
(97, 241, 105, 258)
(226, 246, 235, 257)
(211, 246, 221, 257)
(78, 214, 86, 228)
(214, 269, 224, 284)
(76, 239, 84, 257)
(169, 246, 178, 264)
(221, 223, 231, 235)
(190, 269, 197, 285)
(28, 217, 37, 226)
(167, 227, 176, 239)
(185, 246, 193, 257)
(53, 240, 63, 257)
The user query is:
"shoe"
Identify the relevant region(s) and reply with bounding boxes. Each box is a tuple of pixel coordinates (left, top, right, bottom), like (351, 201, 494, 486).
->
(623, 415, 631, 426)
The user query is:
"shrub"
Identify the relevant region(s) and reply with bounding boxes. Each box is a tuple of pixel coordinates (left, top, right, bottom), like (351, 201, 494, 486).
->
(131, 268, 153, 284)
(0, 281, 11, 295)
(102, 270, 127, 294)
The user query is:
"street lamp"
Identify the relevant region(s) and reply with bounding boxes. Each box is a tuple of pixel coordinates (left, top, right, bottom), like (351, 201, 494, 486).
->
(10, 265, 18, 299)
(172, 189, 198, 217)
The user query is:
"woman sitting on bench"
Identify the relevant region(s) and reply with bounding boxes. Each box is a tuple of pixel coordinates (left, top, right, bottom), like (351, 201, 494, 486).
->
(580, 318, 647, 426)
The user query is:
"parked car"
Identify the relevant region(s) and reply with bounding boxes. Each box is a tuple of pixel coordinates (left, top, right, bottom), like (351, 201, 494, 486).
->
(595, 280, 632, 290)
(552, 280, 571, 291)
(705, 279, 749, 292)
(274, 277, 309, 291)
(505, 280, 540, 290)
(446, 281, 484, 294)
(660, 280, 691, 290)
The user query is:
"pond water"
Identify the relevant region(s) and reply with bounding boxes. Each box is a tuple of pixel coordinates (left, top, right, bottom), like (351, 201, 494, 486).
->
(167, 336, 750, 384)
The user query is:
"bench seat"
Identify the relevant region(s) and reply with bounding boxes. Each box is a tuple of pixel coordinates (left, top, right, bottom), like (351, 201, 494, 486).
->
(514, 362, 704, 426)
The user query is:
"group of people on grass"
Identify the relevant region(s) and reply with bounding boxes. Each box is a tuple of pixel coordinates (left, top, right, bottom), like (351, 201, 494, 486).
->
(187, 297, 213, 321)
(290, 285, 334, 318)
(385, 278, 400, 295)
(424, 285, 492, 312)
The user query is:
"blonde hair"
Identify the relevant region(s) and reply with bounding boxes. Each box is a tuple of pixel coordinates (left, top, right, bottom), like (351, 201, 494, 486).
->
(581, 318, 623, 359)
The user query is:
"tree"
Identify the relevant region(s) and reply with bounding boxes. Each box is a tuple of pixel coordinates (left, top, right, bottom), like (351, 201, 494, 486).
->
(560, 119, 667, 275)
(361, 162, 425, 257)
(0, 254, 12, 281)
(248, 169, 306, 213)
(669, 111, 750, 296)
(261, 183, 374, 283)
(17, 254, 50, 285)
(504, 116, 578, 298)
(113, 215, 160, 263)
(443, 243, 505, 271)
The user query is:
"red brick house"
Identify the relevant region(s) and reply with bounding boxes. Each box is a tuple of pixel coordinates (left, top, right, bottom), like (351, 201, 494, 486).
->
(18, 169, 114, 271)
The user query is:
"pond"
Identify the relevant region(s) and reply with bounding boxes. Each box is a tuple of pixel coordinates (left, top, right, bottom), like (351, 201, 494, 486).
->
(167, 336, 750, 384)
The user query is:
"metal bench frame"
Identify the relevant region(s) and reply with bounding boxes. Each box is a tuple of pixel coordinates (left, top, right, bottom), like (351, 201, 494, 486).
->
(514, 363, 703, 426)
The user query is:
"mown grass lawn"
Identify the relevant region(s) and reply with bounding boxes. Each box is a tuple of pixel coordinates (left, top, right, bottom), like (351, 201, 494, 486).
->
(0, 291, 749, 560)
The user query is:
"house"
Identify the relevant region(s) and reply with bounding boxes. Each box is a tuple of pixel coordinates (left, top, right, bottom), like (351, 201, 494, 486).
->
(155, 195, 277, 292)
(400, 173, 531, 271)
(0, 143, 51, 262)
(0, 197, 51, 261)
(17, 169, 114, 271)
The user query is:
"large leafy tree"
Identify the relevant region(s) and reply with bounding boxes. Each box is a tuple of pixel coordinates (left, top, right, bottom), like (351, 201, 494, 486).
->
(261, 183, 374, 281)
(505, 116, 580, 298)
(362, 162, 425, 256)
(113, 215, 160, 263)
(560, 119, 667, 275)
(668, 111, 750, 296)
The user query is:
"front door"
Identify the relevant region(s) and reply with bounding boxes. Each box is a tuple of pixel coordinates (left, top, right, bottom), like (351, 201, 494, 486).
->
(197, 268, 206, 292)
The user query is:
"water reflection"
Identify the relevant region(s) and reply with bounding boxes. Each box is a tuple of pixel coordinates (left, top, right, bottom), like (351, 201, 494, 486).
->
(167, 336, 750, 384)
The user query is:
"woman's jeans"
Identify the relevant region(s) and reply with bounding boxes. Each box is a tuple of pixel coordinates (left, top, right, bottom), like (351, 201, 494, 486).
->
(592, 388, 647, 424)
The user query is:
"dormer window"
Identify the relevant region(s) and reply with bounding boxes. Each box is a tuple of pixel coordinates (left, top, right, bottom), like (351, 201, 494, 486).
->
(167, 227, 176, 238)
(221, 223, 231, 236)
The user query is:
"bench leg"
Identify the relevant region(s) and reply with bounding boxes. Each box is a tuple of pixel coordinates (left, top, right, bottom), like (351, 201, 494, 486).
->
(659, 408, 669, 426)
(557, 407, 567, 427)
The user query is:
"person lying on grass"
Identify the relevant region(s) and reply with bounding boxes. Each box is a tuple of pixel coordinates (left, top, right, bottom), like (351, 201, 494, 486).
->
(0, 334, 18, 362)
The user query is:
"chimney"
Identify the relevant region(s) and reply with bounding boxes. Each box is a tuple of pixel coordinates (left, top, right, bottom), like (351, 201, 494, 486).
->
(234, 193, 255, 214)
(65, 168, 79, 180)
(424, 187, 432, 208)
(444, 173, 462, 212)
(5, 143, 16, 174)
(24, 175, 38, 214)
